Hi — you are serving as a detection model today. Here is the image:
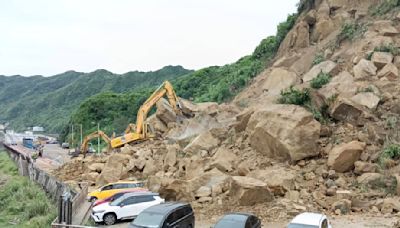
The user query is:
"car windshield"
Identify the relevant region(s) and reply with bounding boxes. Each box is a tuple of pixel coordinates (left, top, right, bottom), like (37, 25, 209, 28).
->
(287, 224, 319, 228)
(110, 195, 126, 206)
(215, 214, 248, 228)
(132, 212, 164, 228)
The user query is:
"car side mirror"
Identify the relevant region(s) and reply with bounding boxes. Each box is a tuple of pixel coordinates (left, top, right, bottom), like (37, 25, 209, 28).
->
(120, 203, 125, 207)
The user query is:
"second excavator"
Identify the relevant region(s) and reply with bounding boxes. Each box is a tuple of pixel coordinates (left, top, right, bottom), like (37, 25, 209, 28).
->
(110, 81, 184, 148)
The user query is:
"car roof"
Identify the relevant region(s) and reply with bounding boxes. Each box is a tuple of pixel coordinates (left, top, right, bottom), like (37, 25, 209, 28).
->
(122, 192, 158, 197)
(220, 213, 253, 223)
(290, 212, 325, 226)
(143, 202, 190, 214)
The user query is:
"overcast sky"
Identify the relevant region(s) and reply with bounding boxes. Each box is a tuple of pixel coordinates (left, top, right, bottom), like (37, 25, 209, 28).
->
(0, 1, 297, 76)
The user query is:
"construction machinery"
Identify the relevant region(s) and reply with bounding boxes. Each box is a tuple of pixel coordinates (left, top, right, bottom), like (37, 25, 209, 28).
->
(110, 81, 183, 148)
(79, 130, 112, 157)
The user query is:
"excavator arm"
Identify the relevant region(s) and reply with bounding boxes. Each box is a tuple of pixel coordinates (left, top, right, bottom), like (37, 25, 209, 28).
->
(110, 81, 183, 148)
(135, 81, 182, 136)
(80, 130, 112, 156)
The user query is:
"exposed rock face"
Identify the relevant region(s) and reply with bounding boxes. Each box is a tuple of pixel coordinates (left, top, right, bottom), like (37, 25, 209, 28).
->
(330, 97, 363, 124)
(303, 61, 338, 82)
(262, 68, 298, 95)
(328, 141, 366, 172)
(350, 92, 380, 109)
(248, 105, 321, 162)
(381, 198, 400, 214)
(353, 59, 377, 80)
(372, 52, 393, 69)
(229, 176, 273, 206)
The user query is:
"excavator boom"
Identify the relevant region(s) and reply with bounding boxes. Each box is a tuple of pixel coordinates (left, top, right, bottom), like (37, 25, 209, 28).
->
(80, 130, 112, 156)
(110, 81, 182, 148)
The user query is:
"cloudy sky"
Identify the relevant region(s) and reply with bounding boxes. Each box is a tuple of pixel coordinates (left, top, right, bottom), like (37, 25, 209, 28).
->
(0, 1, 297, 76)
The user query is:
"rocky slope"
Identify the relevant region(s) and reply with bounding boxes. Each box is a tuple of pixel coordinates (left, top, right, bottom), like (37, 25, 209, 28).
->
(54, 0, 400, 224)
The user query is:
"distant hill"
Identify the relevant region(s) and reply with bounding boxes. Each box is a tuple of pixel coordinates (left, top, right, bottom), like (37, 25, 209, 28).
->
(0, 66, 192, 133)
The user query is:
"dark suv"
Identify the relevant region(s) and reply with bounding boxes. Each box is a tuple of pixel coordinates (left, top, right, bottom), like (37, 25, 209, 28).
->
(129, 202, 195, 228)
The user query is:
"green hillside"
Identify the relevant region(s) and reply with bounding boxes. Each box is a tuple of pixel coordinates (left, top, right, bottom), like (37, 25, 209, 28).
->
(0, 66, 192, 133)
(61, 12, 299, 142)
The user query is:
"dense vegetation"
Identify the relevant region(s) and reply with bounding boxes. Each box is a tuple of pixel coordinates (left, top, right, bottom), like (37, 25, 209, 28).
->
(61, 12, 300, 142)
(0, 151, 56, 227)
(0, 66, 192, 133)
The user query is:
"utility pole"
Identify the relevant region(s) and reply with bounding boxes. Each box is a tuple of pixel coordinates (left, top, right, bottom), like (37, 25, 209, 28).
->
(71, 124, 74, 149)
(80, 124, 83, 145)
(97, 123, 100, 154)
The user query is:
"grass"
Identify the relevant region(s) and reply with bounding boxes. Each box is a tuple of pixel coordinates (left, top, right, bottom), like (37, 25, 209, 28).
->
(278, 87, 310, 106)
(370, 0, 400, 16)
(312, 53, 325, 66)
(356, 86, 375, 94)
(337, 22, 367, 45)
(310, 72, 331, 89)
(374, 43, 400, 56)
(0, 151, 56, 228)
(378, 144, 400, 168)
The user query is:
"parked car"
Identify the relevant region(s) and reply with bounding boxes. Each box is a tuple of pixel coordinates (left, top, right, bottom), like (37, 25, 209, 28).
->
(91, 192, 164, 225)
(93, 189, 149, 207)
(287, 212, 332, 228)
(129, 202, 194, 228)
(87, 181, 146, 202)
(213, 213, 261, 228)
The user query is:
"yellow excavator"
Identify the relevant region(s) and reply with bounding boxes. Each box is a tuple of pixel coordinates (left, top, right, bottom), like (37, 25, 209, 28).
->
(78, 130, 112, 157)
(110, 81, 183, 148)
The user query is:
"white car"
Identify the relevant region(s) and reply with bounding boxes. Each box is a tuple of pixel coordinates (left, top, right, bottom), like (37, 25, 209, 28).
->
(287, 212, 332, 228)
(91, 192, 164, 225)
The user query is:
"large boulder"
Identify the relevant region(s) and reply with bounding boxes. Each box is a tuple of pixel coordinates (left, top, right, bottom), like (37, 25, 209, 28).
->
(248, 167, 295, 196)
(377, 63, 399, 81)
(156, 98, 177, 125)
(96, 153, 130, 186)
(248, 105, 321, 162)
(262, 68, 298, 96)
(210, 147, 239, 173)
(330, 97, 363, 124)
(229, 176, 273, 206)
(357, 173, 384, 185)
(350, 92, 380, 109)
(371, 52, 393, 69)
(163, 144, 178, 170)
(328, 141, 366, 172)
(354, 161, 379, 174)
(183, 130, 220, 154)
(314, 19, 336, 41)
(319, 71, 357, 99)
(234, 109, 255, 133)
(353, 59, 377, 80)
(88, 163, 105, 173)
(303, 60, 338, 82)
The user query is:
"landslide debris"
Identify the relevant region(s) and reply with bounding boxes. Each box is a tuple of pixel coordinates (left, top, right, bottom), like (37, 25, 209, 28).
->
(54, 0, 400, 223)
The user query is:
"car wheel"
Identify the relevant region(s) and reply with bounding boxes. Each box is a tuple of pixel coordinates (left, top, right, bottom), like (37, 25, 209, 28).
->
(89, 197, 97, 203)
(103, 213, 117, 225)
